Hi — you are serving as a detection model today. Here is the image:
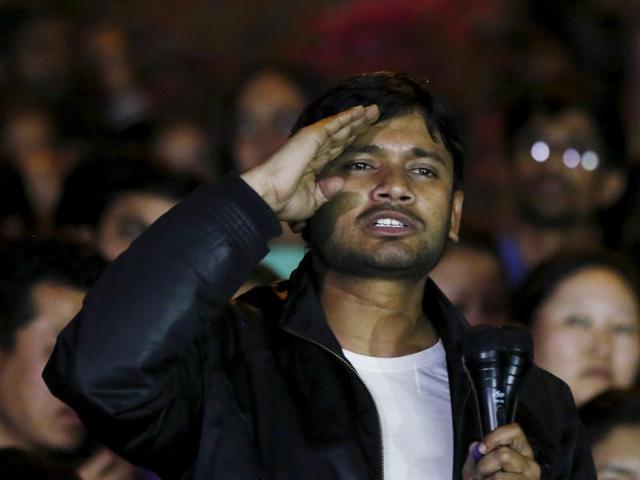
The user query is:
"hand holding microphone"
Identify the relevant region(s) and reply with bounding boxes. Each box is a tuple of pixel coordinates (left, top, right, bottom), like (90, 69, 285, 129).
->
(462, 325, 541, 480)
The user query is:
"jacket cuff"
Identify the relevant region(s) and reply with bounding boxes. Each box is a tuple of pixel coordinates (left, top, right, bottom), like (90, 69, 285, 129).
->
(217, 175, 282, 240)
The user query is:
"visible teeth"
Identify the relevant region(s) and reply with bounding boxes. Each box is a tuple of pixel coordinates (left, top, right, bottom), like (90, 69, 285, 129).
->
(374, 218, 405, 228)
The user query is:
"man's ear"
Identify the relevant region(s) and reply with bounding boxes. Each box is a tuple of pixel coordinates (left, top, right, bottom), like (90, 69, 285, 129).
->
(597, 168, 627, 209)
(448, 190, 464, 242)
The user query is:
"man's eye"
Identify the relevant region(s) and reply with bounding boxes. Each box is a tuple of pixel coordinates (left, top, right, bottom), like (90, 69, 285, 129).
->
(344, 162, 372, 171)
(411, 167, 435, 177)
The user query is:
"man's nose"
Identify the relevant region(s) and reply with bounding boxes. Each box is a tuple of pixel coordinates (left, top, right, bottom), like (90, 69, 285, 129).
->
(370, 168, 415, 204)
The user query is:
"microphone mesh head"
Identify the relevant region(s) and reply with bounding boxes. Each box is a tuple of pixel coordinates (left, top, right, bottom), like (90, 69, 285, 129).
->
(462, 325, 533, 357)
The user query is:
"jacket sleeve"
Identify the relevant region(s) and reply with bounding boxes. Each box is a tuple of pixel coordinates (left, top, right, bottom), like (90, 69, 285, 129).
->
(43, 176, 281, 475)
(522, 368, 597, 479)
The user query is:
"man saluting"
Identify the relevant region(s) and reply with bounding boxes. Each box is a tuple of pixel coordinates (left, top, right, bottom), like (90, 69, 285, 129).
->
(45, 72, 594, 479)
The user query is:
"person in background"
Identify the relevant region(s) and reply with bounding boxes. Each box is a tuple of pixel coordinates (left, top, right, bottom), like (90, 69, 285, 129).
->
(224, 64, 321, 174)
(1, 101, 76, 233)
(430, 227, 510, 327)
(0, 238, 138, 479)
(512, 251, 640, 406)
(580, 388, 640, 480)
(151, 116, 218, 183)
(55, 155, 197, 261)
(222, 64, 325, 277)
(500, 96, 628, 286)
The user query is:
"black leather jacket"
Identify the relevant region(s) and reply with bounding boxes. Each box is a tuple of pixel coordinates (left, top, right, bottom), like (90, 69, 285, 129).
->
(44, 176, 595, 479)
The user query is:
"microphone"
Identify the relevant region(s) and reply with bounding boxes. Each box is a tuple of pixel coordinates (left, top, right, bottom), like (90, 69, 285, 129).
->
(462, 325, 533, 437)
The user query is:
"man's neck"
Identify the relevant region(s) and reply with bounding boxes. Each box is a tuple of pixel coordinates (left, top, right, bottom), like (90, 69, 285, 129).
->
(316, 267, 437, 358)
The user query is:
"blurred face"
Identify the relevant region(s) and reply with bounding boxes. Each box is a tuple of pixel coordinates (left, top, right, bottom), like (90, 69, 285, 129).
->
(592, 424, 640, 480)
(512, 109, 605, 226)
(430, 245, 508, 326)
(3, 111, 55, 160)
(232, 70, 307, 172)
(96, 192, 176, 261)
(0, 281, 85, 452)
(153, 122, 214, 180)
(15, 18, 71, 96)
(309, 111, 463, 279)
(532, 267, 640, 406)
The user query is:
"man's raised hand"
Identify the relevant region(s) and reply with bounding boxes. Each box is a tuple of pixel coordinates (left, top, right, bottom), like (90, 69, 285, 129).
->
(241, 104, 379, 224)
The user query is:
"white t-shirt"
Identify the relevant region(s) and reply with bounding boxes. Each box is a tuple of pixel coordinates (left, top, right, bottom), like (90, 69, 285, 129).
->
(343, 340, 453, 480)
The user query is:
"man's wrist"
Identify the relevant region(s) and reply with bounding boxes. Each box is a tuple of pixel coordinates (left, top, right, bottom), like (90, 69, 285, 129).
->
(240, 167, 280, 215)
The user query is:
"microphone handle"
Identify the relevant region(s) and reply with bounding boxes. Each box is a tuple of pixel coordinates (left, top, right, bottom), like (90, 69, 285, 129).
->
(477, 385, 508, 435)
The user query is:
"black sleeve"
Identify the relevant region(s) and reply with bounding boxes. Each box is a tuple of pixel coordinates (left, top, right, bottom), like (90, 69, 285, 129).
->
(43, 176, 281, 475)
(521, 369, 597, 479)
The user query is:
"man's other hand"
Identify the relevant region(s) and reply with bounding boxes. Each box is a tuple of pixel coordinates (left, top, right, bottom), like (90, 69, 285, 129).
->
(463, 423, 541, 479)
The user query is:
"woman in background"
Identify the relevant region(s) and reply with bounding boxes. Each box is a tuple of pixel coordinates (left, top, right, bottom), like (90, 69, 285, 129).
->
(512, 251, 640, 406)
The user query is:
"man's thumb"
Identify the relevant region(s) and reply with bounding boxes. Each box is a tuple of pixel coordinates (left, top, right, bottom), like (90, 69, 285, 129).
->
(318, 176, 344, 202)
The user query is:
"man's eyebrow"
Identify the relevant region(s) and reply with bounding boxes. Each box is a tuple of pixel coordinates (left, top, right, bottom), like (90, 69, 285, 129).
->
(412, 147, 446, 166)
(343, 145, 447, 166)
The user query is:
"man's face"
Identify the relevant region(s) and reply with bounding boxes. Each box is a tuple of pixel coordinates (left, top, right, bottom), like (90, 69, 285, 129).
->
(512, 109, 605, 226)
(308, 111, 463, 279)
(96, 191, 177, 261)
(0, 281, 86, 452)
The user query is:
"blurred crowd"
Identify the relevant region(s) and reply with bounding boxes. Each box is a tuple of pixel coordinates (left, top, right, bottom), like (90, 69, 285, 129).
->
(0, 1, 639, 479)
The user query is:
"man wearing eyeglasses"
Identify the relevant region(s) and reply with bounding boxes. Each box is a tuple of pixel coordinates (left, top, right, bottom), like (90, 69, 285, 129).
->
(500, 97, 628, 285)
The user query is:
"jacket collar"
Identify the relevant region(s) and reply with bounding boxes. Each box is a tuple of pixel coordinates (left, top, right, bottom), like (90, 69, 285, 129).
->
(279, 253, 470, 355)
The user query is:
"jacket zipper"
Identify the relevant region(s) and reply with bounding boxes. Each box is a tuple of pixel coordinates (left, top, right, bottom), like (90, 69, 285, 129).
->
(283, 329, 385, 480)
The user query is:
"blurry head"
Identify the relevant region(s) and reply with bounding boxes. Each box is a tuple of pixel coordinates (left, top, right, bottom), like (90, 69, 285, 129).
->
(0, 238, 105, 454)
(227, 65, 320, 173)
(430, 230, 508, 326)
(506, 97, 626, 228)
(2, 7, 72, 100)
(2, 105, 57, 163)
(96, 190, 178, 261)
(56, 156, 197, 260)
(581, 389, 640, 480)
(152, 118, 217, 181)
(512, 252, 640, 406)
(1, 102, 70, 230)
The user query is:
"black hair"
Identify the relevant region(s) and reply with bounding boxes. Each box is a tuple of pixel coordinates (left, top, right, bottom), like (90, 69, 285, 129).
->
(580, 388, 640, 447)
(292, 71, 466, 190)
(55, 152, 199, 228)
(0, 237, 106, 351)
(511, 250, 640, 329)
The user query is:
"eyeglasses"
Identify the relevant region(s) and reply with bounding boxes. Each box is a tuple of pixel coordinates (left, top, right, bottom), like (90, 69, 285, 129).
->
(528, 140, 600, 171)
